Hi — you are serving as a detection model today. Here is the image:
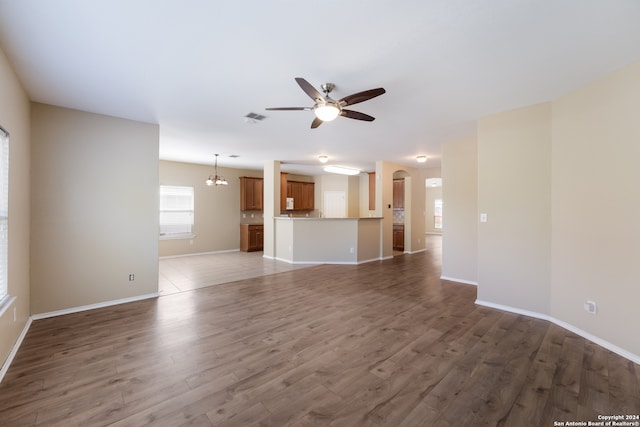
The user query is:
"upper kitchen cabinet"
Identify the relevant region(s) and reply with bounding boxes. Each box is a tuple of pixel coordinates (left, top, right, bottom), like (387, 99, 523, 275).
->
(368, 172, 376, 210)
(288, 181, 315, 211)
(280, 173, 314, 211)
(393, 179, 404, 209)
(239, 176, 263, 211)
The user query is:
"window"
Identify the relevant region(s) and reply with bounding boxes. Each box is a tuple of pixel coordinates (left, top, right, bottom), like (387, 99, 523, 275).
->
(0, 126, 8, 305)
(434, 199, 442, 229)
(159, 185, 194, 238)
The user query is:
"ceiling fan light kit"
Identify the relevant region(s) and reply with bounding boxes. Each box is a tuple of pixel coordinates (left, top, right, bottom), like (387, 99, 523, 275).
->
(416, 155, 428, 163)
(314, 102, 340, 121)
(266, 77, 385, 128)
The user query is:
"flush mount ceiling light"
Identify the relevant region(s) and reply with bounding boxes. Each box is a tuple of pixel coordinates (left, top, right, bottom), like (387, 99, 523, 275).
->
(323, 165, 360, 176)
(318, 155, 329, 163)
(205, 154, 228, 186)
(416, 155, 428, 163)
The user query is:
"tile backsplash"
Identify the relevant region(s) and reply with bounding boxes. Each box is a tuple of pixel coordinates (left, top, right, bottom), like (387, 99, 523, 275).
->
(393, 209, 405, 224)
(240, 212, 264, 225)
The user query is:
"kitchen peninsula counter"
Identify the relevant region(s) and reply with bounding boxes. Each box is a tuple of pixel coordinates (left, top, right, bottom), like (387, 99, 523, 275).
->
(273, 217, 382, 264)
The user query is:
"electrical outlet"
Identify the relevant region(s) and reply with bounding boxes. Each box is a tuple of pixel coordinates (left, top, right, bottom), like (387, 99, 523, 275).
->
(584, 300, 597, 314)
(129, 274, 135, 281)
(350, 247, 355, 254)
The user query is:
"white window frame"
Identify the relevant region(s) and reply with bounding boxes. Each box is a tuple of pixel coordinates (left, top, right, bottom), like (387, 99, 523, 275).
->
(0, 126, 11, 314)
(434, 198, 443, 230)
(159, 185, 195, 239)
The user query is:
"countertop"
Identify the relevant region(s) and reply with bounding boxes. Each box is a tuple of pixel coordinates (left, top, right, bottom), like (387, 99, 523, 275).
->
(274, 216, 383, 221)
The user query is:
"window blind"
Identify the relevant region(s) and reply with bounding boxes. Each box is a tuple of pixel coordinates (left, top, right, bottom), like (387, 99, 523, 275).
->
(159, 185, 194, 237)
(0, 126, 8, 303)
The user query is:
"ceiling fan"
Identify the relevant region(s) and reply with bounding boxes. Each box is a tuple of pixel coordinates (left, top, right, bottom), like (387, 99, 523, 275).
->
(266, 77, 386, 129)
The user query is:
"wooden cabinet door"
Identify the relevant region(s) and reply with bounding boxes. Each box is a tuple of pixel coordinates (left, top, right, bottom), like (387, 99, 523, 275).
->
(290, 182, 304, 210)
(302, 182, 315, 210)
(241, 225, 263, 251)
(252, 178, 263, 210)
(240, 177, 263, 211)
(280, 173, 288, 211)
(393, 225, 404, 251)
(255, 227, 263, 249)
(368, 172, 375, 210)
(393, 179, 404, 209)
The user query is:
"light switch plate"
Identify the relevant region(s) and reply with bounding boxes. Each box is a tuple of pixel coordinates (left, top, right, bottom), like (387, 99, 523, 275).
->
(480, 213, 488, 223)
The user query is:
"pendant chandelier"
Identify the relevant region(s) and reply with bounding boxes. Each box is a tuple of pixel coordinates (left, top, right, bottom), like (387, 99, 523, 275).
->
(205, 154, 228, 186)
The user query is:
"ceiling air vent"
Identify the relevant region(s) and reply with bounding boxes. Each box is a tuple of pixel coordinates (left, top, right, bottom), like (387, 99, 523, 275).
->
(244, 112, 266, 124)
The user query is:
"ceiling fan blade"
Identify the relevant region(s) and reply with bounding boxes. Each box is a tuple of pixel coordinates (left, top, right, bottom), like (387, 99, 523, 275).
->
(310, 117, 323, 129)
(265, 107, 311, 111)
(339, 88, 386, 107)
(340, 109, 375, 122)
(295, 77, 325, 102)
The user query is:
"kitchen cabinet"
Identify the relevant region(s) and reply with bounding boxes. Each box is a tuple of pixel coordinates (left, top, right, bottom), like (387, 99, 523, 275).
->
(368, 172, 375, 210)
(281, 175, 315, 211)
(240, 224, 263, 251)
(280, 173, 288, 212)
(393, 179, 404, 209)
(393, 224, 404, 251)
(240, 177, 263, 211)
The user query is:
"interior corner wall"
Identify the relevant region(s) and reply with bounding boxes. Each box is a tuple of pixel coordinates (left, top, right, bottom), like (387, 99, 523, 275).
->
(0, 46, 31, 370)
(30, 103, 159, 314)
(441, 138, 477, 284)
(551, 61, 640, 357)
(159, 160, 262, 257)
(477, 103, 551, 314)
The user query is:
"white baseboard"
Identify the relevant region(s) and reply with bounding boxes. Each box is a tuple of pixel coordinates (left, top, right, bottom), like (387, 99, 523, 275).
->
(160, 249, 239, 260)
(357, 257, 382, 264)
(32, 293, 159, 320)
(440, 276, 478, 286)
(475, 299, 640, 365)
(406, 248, 427, 254)
(0, 316, 32, 384)
(269, 256, 385, 265)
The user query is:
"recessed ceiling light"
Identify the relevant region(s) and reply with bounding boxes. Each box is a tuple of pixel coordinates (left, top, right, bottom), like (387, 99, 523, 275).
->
(318, 155, 328, 163)
(416, 155, 428, 163)
(324, 165, 360, 175)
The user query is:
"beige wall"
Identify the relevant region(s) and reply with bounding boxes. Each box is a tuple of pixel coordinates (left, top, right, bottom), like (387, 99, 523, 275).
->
(469, 61, 640, 359)
(551, 61, 640, 357)
(30, 104, 160, 314)
(441, 138, 478, 284)
(477, 103, 552, 314)
(410, 167, 439, 251)
(0, 47, 31, 370)
(374, 161, 429, 257)
(158, 160, 262, 257)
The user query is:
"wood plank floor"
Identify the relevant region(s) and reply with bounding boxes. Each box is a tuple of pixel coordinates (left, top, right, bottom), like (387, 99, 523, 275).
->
(1, 236, 639, 426)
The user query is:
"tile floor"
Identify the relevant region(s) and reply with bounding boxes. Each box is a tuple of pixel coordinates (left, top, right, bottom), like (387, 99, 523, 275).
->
(159, 251, 314, 295)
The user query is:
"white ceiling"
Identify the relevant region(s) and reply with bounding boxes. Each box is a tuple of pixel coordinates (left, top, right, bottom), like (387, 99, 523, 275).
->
(1, 1, 639, 175)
